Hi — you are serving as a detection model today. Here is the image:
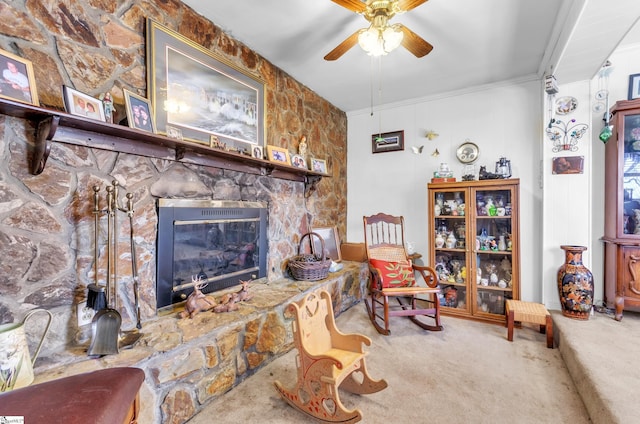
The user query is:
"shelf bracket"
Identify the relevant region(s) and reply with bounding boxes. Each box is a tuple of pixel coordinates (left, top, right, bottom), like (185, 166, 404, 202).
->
(175, 146, 186, 161)
(304, 175, 322, 198)
(31, 115, 60, 175)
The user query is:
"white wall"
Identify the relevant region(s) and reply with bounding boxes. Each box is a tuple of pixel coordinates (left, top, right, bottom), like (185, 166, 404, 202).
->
(346, 43, 640, 308)
(346, 78, 544, 302)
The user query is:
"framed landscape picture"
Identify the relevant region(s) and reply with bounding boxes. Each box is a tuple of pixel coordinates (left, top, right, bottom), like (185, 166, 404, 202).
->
(146, 19, 265, 151)
(372, 130, 404, 153)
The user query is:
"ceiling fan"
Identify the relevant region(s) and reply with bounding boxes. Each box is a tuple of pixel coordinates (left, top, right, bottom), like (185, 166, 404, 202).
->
(324, 0, 433, 60)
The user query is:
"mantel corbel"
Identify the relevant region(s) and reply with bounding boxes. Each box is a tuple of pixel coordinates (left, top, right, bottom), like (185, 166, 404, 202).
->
(31, 115, 60, 175)
(304, 175, 322, 198)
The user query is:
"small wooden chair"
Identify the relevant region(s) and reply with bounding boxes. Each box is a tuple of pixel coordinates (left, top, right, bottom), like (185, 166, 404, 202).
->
(274, 290, 387, 423)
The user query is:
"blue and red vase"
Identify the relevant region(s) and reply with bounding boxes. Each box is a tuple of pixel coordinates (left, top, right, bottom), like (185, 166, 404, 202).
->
(557, 245, 594, 320)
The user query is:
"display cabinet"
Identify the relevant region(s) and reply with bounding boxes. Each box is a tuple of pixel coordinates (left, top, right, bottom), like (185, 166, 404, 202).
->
(603, 99, 640, 320)
(427, 179, 520, 323)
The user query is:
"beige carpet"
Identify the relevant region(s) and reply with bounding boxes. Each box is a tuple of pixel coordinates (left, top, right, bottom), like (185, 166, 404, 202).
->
(189, 302, 589, 423)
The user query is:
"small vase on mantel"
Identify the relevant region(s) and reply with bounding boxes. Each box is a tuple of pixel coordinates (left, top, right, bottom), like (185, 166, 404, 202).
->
(557, 245, 594, 320)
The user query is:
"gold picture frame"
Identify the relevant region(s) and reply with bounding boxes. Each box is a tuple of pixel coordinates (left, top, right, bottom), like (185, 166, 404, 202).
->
(310, 158, 328, 174)
(146, 19, 265, 150)
(0, 48, 38, 106)
(123, 89, 156, 133)
(266, 145, 290, 165)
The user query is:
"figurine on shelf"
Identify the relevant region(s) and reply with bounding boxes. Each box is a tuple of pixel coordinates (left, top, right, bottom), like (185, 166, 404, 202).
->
(100, 92, 115, 124)
(298, 135, 308, 158)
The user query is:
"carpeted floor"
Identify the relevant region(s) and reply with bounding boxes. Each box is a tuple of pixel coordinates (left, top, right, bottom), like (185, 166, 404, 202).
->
(189, 302, 590, 423)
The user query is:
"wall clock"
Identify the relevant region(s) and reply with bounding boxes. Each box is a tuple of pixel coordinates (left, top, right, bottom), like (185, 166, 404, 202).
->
(456, 141, 479, 164)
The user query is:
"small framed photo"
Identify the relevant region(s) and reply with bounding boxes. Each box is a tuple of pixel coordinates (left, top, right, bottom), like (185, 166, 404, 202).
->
(552, 156, 584, 174)
(123, 89, 156, 133)
(0, 49, 38, 106)
(291, 154, 307, 169)
(310, 158, 328, 174)
(372, 130, 404, 153)
(629, 73, 640, 100)
(166, 125, 183, 141)
(63, 86, 105, 121)
(311, 226, 342, 262)
(252, 145, 263, 159)
(266, 145, 290, 165)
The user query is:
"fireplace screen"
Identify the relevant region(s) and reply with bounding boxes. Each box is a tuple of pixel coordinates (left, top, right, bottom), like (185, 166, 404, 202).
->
(156, 199, 268, 312)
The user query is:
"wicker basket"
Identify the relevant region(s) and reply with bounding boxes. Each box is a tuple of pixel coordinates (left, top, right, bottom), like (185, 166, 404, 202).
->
(288, 232, 331, 281)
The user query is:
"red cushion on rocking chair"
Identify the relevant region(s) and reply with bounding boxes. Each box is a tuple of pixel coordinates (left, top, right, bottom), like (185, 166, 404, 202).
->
(369, 259, 416, 288)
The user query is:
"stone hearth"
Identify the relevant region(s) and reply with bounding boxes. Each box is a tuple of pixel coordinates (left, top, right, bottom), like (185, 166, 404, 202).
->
(31, 263, 368, 423)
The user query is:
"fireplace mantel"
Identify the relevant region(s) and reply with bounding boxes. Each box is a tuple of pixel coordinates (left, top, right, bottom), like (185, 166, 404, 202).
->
(0, 98, 326, 196)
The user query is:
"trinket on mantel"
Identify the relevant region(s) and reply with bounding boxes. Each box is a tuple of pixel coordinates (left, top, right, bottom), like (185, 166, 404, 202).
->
(179, 276, 217, 319)
(213, 279, 254, 313)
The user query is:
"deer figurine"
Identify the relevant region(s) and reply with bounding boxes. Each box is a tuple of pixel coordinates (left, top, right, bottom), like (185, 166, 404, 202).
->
(179, 276, 217, 319)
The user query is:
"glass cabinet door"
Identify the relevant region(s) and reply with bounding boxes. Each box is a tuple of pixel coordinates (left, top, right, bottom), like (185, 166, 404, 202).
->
(431, 188, 469, 312)
(622, 113, 640, 236)
(472, 187, 515, 316)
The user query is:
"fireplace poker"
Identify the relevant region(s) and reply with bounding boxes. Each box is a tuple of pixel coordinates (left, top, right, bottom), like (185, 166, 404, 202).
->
(87, 185, 106, 311)
(126, 193, 142, 329)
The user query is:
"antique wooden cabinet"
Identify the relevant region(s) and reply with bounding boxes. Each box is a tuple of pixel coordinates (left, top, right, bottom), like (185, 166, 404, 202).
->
(603, 98, 640, 320)
(428, 179, 520, 323)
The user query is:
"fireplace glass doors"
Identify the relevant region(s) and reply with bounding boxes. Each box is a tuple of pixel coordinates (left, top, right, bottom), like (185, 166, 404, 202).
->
(156, 199, 268, 312)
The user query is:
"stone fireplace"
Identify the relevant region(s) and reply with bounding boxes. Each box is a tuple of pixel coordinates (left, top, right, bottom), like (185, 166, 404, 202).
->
(156, 199, 268, 312)
(0, 0, 350, 421)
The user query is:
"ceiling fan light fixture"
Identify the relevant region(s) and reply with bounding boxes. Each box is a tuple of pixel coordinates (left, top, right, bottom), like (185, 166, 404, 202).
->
(357, 24, 403, 57)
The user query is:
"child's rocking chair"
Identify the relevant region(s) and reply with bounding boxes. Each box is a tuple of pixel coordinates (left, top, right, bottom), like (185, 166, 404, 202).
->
(274, 290, 387, 423)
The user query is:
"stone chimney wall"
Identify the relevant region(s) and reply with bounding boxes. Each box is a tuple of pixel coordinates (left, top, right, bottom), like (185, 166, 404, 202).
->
(0, 0, 347, 355)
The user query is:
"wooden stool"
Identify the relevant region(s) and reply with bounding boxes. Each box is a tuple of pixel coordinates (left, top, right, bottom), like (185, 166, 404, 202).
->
(506, 300, 553, 348)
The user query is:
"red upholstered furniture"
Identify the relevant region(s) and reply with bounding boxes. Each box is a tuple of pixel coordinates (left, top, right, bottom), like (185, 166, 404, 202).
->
(0, 367, 145, 424)
(364, 213, 442, 335)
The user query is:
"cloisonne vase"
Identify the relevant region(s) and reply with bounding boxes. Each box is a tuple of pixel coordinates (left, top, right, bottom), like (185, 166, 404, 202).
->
(557, 245, 594, 320)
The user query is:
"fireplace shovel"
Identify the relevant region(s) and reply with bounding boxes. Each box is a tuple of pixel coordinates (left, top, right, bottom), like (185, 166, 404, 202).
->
(88, 185, 122, 357)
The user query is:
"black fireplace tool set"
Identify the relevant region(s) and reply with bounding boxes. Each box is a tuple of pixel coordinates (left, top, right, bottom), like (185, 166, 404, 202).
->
(86, 180, 142, 357)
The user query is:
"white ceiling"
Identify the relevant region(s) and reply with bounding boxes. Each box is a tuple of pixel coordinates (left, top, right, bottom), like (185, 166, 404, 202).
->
(182, 0, 640, 113)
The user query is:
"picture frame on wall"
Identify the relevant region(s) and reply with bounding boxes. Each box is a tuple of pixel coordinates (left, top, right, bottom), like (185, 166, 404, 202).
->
(123, 89, 156, 133)
(0, 48, 38, 106)
(552, 156, 584, 174)
(372, 130, 404, 153)
(311, 226, 342, 262)
(629, 73, 640, 100)
(62, 86, 105, 122)
(266, 145, 290, 165)
(146, 19, 265, 150)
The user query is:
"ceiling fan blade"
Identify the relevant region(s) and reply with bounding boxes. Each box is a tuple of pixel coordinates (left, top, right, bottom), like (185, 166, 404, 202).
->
(397, 0, 429, 12)
(399, 24, 433, 58)
(330, 0, 368, 13)
(324, 31, 360, 61)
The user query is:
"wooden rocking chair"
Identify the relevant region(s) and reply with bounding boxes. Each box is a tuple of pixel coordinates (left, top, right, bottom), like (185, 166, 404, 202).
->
(364, 213, 443, 335)
(274, 290, 387, 423)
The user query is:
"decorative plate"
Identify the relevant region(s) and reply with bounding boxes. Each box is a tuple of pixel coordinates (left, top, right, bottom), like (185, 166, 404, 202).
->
(456, 141, 479, 164)
(556, 96, 578, 115)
